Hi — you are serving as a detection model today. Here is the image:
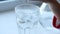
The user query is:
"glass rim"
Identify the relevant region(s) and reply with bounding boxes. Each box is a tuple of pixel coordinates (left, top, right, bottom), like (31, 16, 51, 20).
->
(15, 3, 40, 10)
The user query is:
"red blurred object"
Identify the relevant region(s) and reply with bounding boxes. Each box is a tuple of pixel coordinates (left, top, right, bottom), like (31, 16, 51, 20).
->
(53, 16, 60, 29)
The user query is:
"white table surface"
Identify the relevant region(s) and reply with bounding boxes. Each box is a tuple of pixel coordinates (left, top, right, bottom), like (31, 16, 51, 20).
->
(0, 10, 18, 34)
(0, 10, 60, 34)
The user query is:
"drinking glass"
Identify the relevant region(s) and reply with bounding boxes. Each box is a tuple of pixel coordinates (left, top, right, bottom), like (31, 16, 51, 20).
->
(40, 3, 54, 30)
(15, 4, 40, 34)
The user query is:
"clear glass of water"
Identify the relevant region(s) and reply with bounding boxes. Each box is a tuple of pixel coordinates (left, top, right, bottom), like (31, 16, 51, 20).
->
(39, 3, 55, 30)
(15, 4, 40, 34)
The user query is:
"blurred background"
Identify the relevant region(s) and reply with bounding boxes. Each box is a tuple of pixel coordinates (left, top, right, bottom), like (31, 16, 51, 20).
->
(0, 0, 60, 34)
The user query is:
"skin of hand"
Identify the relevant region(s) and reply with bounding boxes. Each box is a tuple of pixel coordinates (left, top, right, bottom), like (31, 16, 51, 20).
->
(48, 1, 60, 21)
(32, 0, 60, 21)
(42, 0, 60, 21)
